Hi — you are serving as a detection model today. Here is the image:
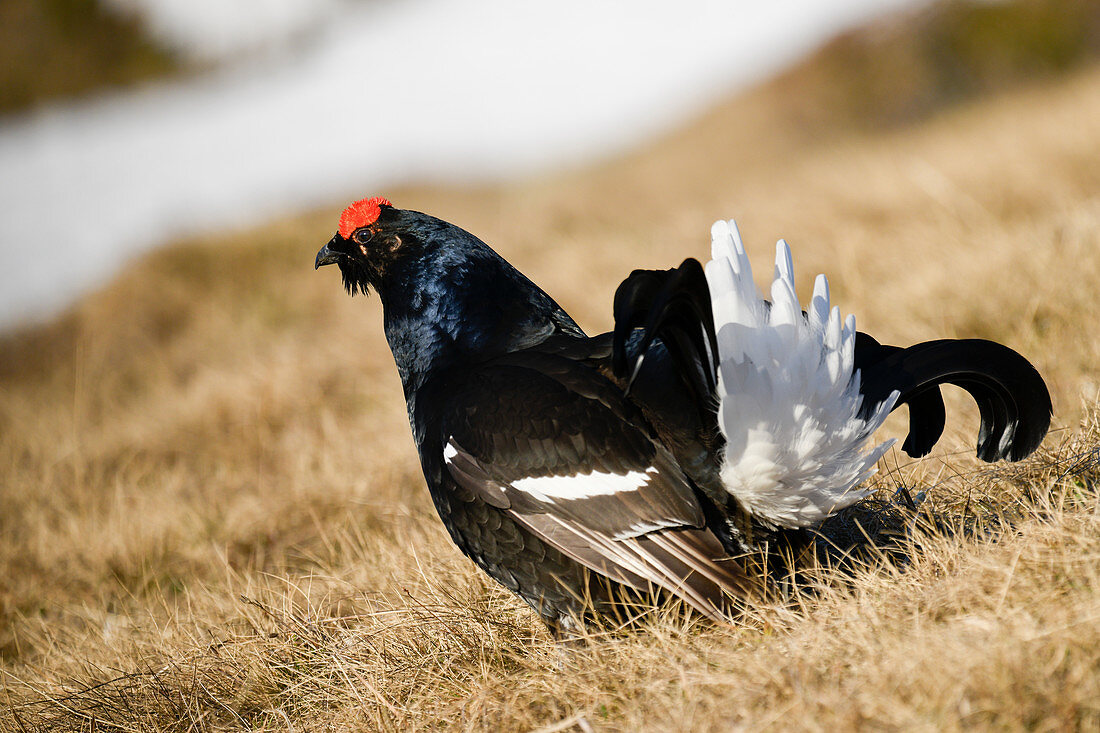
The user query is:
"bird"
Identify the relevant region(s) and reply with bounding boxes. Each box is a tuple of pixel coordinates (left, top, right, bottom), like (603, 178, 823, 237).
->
(314, 196, 1051, 636)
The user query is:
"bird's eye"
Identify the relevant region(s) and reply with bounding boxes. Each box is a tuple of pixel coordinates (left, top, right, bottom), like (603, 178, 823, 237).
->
(353, 228, 373, 245)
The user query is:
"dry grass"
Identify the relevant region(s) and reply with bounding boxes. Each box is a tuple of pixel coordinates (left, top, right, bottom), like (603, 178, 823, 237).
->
(771, 0, 1100, 131)
(2, 36, 1100, 733)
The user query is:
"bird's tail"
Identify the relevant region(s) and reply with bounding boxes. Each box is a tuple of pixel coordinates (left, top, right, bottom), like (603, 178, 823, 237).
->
(704, 221, 898, 528)
(854, 336, 1051, 462)
(612, 257, 719, 424)
(611, 220, 1051, 530)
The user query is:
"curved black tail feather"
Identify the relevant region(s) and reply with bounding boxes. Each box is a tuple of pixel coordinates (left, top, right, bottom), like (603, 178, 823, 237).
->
(856, 338, 1052, 462)
(855, 333, 948, 458)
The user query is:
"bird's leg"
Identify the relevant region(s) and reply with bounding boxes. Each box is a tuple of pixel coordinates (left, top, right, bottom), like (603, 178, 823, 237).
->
(735, 507, 757, 549)
(546, 614, 591, 671)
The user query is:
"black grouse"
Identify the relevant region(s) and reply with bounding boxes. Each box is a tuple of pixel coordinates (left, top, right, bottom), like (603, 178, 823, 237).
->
(314, 196, 1052, 636)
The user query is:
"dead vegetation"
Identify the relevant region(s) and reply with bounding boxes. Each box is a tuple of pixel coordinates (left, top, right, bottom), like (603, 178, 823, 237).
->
(2, 13, 1100, 733)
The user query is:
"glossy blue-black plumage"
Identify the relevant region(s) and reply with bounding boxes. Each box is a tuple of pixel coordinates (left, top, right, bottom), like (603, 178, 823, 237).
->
(316, 204, 1051, 633)
(318, 206, 756, 632)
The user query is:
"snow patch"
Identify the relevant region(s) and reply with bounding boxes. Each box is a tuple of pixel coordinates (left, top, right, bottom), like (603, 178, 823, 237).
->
(0, 0, 926, 331)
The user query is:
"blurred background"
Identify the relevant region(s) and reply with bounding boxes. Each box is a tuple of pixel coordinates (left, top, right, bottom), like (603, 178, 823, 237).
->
(2, 0, 1098, 330)
(2, 1, 1100, 729)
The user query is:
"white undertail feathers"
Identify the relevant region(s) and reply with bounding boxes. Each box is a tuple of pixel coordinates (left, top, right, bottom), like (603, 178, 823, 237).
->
(704, 220, 899, 528)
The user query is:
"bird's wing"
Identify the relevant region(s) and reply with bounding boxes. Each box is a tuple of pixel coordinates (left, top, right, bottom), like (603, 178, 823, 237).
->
(433, 351, 753, 620)
(438, 351, 703, 538)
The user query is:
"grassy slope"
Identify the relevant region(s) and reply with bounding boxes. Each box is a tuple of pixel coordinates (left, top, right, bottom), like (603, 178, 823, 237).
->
(769, 0, 1100, 131)
(3, 32, 1100, 733)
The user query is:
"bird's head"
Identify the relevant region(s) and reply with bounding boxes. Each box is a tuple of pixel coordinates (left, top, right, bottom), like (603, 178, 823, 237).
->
(314, 196, 415, 295)
(315, 196, 584, 369)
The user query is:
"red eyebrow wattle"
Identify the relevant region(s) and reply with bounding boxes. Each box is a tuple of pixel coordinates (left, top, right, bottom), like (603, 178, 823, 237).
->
(338, 196, 391, 238)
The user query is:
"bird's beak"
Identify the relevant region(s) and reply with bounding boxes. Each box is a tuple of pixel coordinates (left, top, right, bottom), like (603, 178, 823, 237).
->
(315, 235, 342, 269)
